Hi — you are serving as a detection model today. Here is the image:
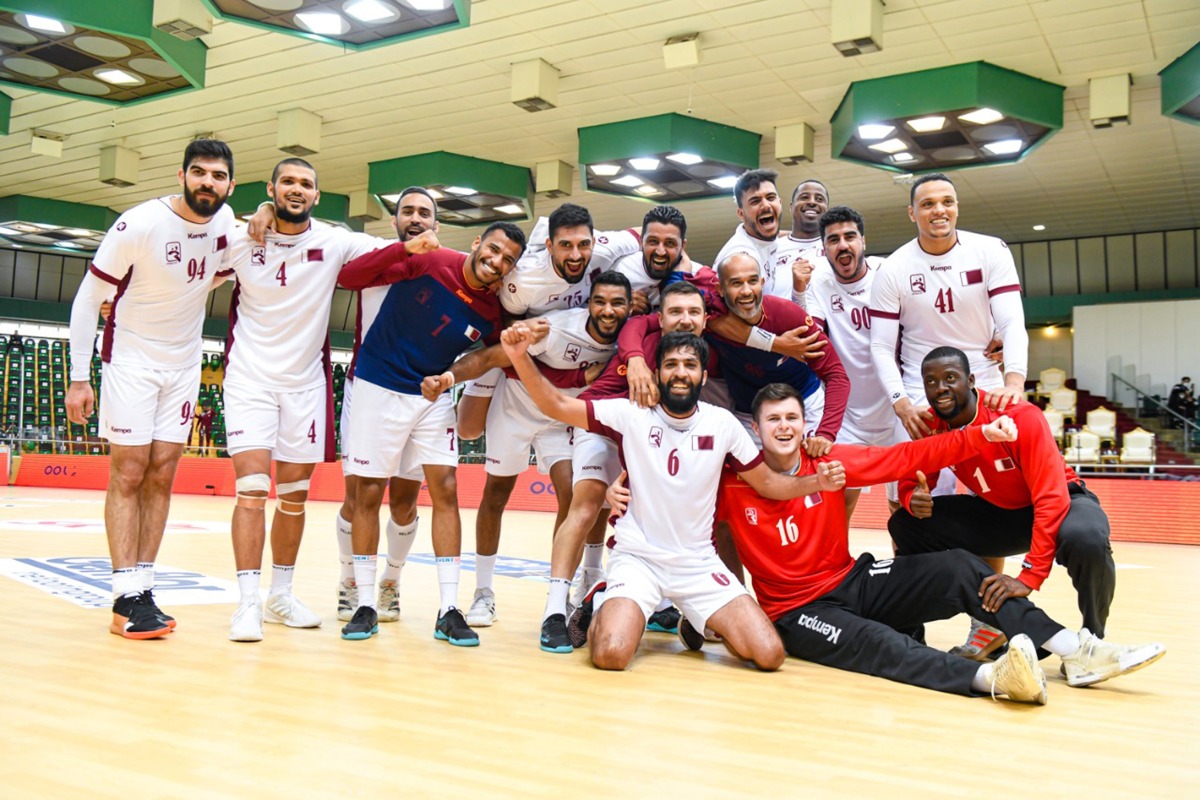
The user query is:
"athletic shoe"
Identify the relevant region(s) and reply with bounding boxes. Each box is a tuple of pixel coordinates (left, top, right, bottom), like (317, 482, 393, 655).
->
(647, 605, 682, 634)
(990, 633, 1047, 704)
(949, 617, 1008, 661)
(337, 578, 358, 622)
(229, 600, 264, 643)
(110, 592, 171, 640)
(571, 567, 604, 610)
(679, 616, 705, 652)
(466, 588, 497, 627)
(540, 613, 573, 654)
(567, 580, 606, 648)
(434, 607, 479, 647)
(1061, 628, 1167, 687)
(264, 591, 322, 628)
(141, 590, 176, 630)
(341, 606, 378, 640)
(377, 580, 400, 623)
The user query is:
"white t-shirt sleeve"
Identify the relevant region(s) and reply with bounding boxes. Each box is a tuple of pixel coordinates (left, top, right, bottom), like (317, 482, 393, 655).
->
(724, 416, 762, 469)
(985, 240, 1028, 378)
(90, 212, 142, 283)
(868, 262, 906, 401)
(590, 228, 641, 272)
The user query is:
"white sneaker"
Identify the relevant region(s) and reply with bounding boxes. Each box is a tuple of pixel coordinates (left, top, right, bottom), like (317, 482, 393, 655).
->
(990, 633, 1047, 704)
(466, 587, 496, 627)
(1061, 628, 1166, 687)
(229, 600, 263, 642)
(571, 568, 604, 610)
(377, 580, 400, 623)
(949, 617, 1008, 661)
(337, 577, 357, 622)
(264, 591, 322, 628)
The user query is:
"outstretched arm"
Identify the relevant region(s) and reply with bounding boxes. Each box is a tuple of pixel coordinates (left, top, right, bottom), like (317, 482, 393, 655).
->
(739, 459, 846, 500)
(500, 323, 589, 430)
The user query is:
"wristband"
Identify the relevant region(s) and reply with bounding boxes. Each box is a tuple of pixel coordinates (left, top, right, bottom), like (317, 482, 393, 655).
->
(747, 326, 776, 352)
(441, 371, 455, 386)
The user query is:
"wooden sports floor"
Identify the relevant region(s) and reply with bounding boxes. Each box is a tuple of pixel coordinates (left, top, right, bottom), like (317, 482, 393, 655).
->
(0, 486, 1195, 799)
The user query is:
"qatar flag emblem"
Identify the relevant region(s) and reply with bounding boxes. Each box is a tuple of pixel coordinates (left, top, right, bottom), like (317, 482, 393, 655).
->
(745, 507, 759, 525)
(464, 324, 481, 342)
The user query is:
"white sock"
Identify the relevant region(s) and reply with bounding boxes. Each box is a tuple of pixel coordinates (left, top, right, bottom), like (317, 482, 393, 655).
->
(353, 555, 377, 611)
(136, 562, 155, 592)
(336, 513, 354, 581)
(112, 568, 141, 600)
(1043, 628, 1082, 657)
(544, 577, 571, 620)
(582, 542, 604, 571)
(269, 564, 294, 595)
(653, 597, 673, 613)
(436, 556, 460, 614)
(236, 570, 261, 603)
(475, 553, 497, 592)
(971, 663, 994, 694)
(381, 516, 418, 583)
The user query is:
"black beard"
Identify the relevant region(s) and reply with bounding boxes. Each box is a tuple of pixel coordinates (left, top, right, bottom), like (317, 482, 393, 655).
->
(183, 185, 226, 218)
(658, 379, 700, 415)
(556, 260, 587, 285)
(275, 201, 311, 225)
(643, 252, 681, 281)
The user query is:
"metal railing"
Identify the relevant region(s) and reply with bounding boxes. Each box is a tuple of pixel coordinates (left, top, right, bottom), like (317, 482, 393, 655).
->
(1110, 373, 1197, 453)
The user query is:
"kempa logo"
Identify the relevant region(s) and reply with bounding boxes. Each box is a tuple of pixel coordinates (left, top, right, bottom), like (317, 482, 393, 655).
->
(794, 612, 842, 643)
(187, 232, 208, 239)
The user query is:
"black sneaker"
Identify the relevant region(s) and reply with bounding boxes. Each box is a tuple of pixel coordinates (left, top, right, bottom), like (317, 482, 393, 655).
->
(567, 580, 605, 648)
(434, 607, 479, 647)
(340, 606, 379, 640)
(540, 613, 573, 654)
(110, 593, 171, 640)
(142, 590, 176, 629)
(678, 616, 704, 651)
(647, 605, 681, 634)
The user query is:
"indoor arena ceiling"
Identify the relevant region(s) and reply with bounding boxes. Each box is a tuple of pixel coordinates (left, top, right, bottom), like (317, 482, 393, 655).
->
(0, 0, 1197, 262)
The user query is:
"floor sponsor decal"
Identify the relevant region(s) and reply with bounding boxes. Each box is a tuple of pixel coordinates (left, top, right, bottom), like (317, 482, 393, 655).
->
(0, 519, 229, 534)
(0, 556, 239, 608)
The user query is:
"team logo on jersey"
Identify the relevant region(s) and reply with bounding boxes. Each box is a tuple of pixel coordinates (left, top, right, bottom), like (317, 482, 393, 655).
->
(507, 283, 516, 293)
(961, 268, 983, 286)
(617, 364, 627, 376)
(994, 457, 1016, 472)
(564, 343, 581, 362)
(712, 572, 731, 587)
(831, 295, 844, 313)
(909, 275, 926, 294)
(250, 246, 266, 267)
(115, 221, 126, 231)
(303, 248, 323, 262)
(464, 324, 482, 342)
(692, 435, 714, 451)
(745, 507, 759, 525)
(166, 242, 181, 264)
(804, 315, 813, 328)
(415, 288, 432, 306)
(648, 426, 663, 448)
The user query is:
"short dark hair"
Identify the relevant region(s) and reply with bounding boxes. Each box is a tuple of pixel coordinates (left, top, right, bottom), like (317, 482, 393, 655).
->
(656, 331, 708, 368)
(922, 346, 970, 375)
(910, 172, 954, 205)
(397, 186, 438, 217)
(183, 138, 234, 179)
(481, 221, 527, 257)
(660, 280, 703, 304)
(270, 157, 316, 186)
(819, 206, 864, 240)
(751, 382, 803, 421)
(548, 202, 593, 239)
(792, 179, 829, 203)
(642, 205, 686, 241)
(591, 269, 632, 302)
(733, 168, 779, 208)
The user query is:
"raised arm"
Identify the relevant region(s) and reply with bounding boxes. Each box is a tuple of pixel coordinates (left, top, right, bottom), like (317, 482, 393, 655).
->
(500, 323, 589, 429)
(338, 229, 440, 290)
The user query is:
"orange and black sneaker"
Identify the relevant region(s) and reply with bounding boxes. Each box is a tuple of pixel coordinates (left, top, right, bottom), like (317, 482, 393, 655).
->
(110, 593, 171, 640)
(142, 590, 176, 630)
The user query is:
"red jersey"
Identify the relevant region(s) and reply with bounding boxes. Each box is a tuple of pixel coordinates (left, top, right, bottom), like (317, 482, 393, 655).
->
(717, 425, 992, 621)
(896, 391, 1081, 590)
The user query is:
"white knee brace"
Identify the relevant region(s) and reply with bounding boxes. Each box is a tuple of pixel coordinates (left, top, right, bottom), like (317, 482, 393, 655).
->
(275, 479, 311, 516)
(235, 473, 271, 510)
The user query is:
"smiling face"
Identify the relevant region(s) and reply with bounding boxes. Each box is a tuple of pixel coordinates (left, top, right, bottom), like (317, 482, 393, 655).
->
(656, 345, 706, 417)
(179, 157, 233, 219)
(641, 221, 684, 281)
(822, 220, 866, 283)
(547, 223, 594, 285)
(909, 179, 959, 250)
(466, 229, 523, 289)
(268, 163, 319, 226)
(718, 253, 764, 324)
(790, 181, 829, 237)
(585, 282, 631, 343)
(393, 191, 438, 242)
(753, 396, 805, 461)
(922, 354, 976, 427)
(658, 290, 706, 336)
(736, 180, 782, 242)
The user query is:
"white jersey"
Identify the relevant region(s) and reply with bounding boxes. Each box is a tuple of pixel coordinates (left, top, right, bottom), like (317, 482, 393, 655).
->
(224, 223, 380, 391)
(503, 307, 617, 418)
(870, 229, 1026, 402)
(79, 196, 235, 376)
(501, 226, 641, 316)
(586, 399, 762, 566)
(609, 251, 664, 308)
(806, 256, 893, 433)
(712, 224, 780, 295)
(772, 234, 830, 304)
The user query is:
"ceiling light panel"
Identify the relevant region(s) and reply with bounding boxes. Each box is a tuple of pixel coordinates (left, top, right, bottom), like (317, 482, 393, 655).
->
(368, 151, 532, 227)
(206, 0, 469, 50)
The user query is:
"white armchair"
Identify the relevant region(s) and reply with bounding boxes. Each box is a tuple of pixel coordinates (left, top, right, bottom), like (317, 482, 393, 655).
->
(1066, 429, 1101, 464)
(1049, 387, 1077, 424)
(1043, 407, 1065, 448)
(1085, 406, 1117, 449)
(1120, 427, 1156, 465)
(1036, 367, 1067, 399)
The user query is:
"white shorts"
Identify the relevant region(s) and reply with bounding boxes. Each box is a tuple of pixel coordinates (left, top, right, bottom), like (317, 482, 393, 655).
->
(571, 430, 620, 487)
(462, 368, 504, 399)
(223, 379, 327, 462)
(100, 361, 200, 446)
(483, 379, 572, 477)
(836, 416, 903, 447)
(340, 379, 422, 480)
(734, 384, 826, 445)
(605, 549, 749, 634)
(344, 379, 457, 479)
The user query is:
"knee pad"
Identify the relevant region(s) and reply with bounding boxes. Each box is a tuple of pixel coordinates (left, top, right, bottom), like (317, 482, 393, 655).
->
(235, 473, 271, 510)
(275, 479, 311, 516)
